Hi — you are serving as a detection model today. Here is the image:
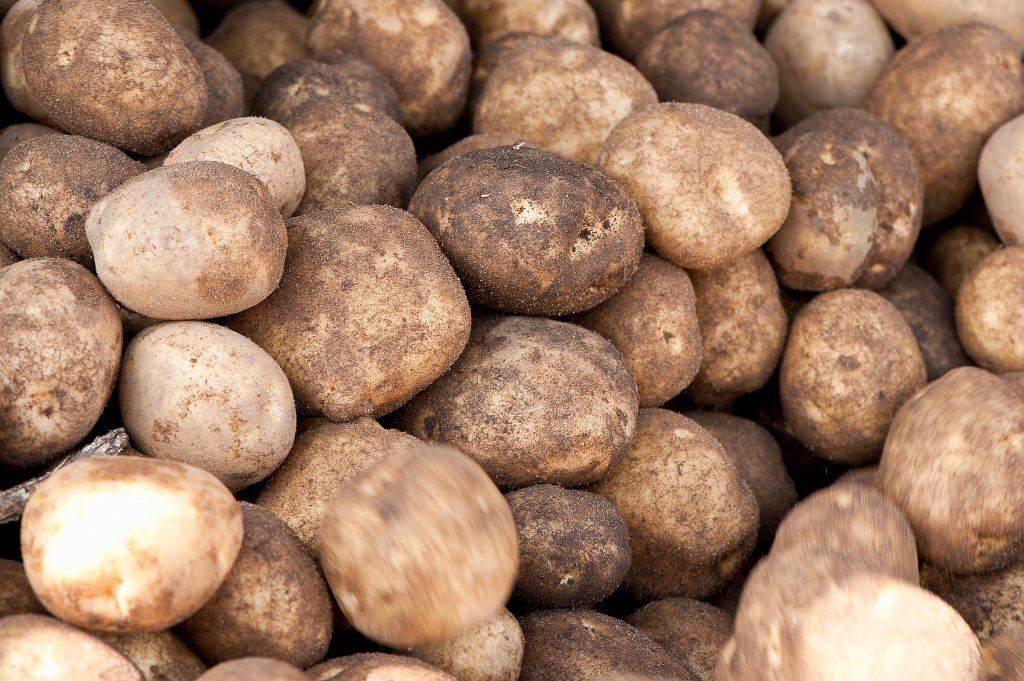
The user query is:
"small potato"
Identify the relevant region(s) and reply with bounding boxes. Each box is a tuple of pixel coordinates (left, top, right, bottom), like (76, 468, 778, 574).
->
(589, 408, 758, 600)
(320, 444, 518, 648)
(165, 117, 305, 217)
(626, 599, 732, 681)
(599, 103, 791, 271)
(780, 289, 926, 465)
(0, 0, 53, 123)
(921, 562, 1024, 640)
(982, 629, 1024, 681)
(505, 485, 630, 607)
(925, 224, 1000, 296)
(417, 133, 532, 180)
(871, 0, 1024, 45)
(99, 630, 207, 681)
(309, 654, 455, 681)
(0, 560, 44, 618)
(21, 456, 243, 632)
(86, 161, 287, 320)
(0, 614, 144, 680)
(205, 0, 310, 87)
(473, 37, 656, 165)
(0, 133, 146, 266)
(0, 259, 122, 467)
(397, 316, 639, 488)
(0, 122, 58, 160)
(179, 35, 246, 130)
(957, 248, 1024, 372)
(574, 253, 702, 407)
(460, 0, 599, 47)
(409, 608, 524, 681)
(980, 114, 1024, 246)
(195, 658, 306, 681)
(228, 206, 470, 422)
(149, 0, 198, 36)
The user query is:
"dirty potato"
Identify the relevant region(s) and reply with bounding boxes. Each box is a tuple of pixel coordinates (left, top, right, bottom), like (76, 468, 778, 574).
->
(957, 247, 1024, 372)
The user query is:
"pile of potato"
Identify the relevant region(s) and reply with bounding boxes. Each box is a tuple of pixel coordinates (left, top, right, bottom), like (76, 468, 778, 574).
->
(2, 0, 1024, 679)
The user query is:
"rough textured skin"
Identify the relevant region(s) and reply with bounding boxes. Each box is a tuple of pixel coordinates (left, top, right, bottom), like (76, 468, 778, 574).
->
(768, 132, 879, 291)
(765, 0, 893, 127)
(922, 562, 1024, 640)
(881, 367, 1024, 573)
(20, 457, 243, 632)
(980, 115, 1024, 246)
(686, 250, 787, 404)
(410, 146, 644, 316)
(878, 263, 968, 381)
(0, 122, 58, 161)
(589, 408, 758, 600)
(864, 23, 1024, 226)
(284, 99, 416, 214)
(0, 242, 17, 267)
(319, 445, 518, 648)
(0, 560, 45, 618)
(149, 0, 198, 35)
(774, 108, 924, 290)
(22, 0, 207, 155)
(308, 654, 455, 681)
(418, 133, 531, 180)
(465, 33, 536, 120)
(473, 37, 657, 165)
(0, 134, 145, 266)
(99, 630, 206, 681)
(165, 117, 305, 217)
(119, 322, 296, 492)
(780, 289, 926, 464)
(626, 599, 732, 681)
(179, 35, 245, 130)
(599, 103, 791, 270)
(397, 316, 639, 489)
(0, 615, 144, 681)
(574, 253, 702, 407)
(871, 0, 1024, 45)
(686, 412, 796, 546)
(228, 206, 470, 422)
(461, 0, 599, 47)
(0, 259, 122, 467)
(505, 485, 630, 607)
(178, 504, 332, 668)
(195, 658, 306, 681)
(86, 161, 287, 320)
(307, 0, 471, 137)
(205, 1, 310, 83)
(957, 248, 1024, 372)
(983, 628, 1024, 681)
(409, 609, 524, 681)
(925, 225, 1000, 295)
(0, 0, 53, 123)
(636, 11, 778, 129)
(518, 610, 694, 681)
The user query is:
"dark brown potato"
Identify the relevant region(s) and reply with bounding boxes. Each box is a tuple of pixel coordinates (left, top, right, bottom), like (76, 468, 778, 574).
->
(626, 599, 733, 681)
(309, 653, 455, 681)
(99, 630, 207, 681)
(418, 133, 532, 180)
(205, 0, 310, 88)
(180, 34, 246, 129)
(0, 614, 144, 680)
(397, 315, 639, 489)
(409, 146, 644, 316)
(0, 560, 44, 618)
(925, 224, 1000, 295)
(0, 122, 58, 161)
(957, 247, 1024, 372)
(922, 562, 1024, 640)
(195, 658, 306, 681)
(505, 485, 631, 607)
(983, 628, 1024, 681)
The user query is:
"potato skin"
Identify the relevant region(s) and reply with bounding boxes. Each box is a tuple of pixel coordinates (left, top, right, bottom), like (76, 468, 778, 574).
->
(461, 0, 599, 47)
(0, 122, 58, 161)
(626, 599, 732, 681)
(178, 35, 246, 130)
(957, 248, 1024, 372)
(0, 614, 144, 681)
(980, 115, 1024, 246)
(871, 0, 1024, 45)
(99, 630, 207, 681)
(0, 560, 45, 618)
(921, 562, 1024, 640)
(205, 0, 310, 84)
(1, 0, 51, 123)
(925, 224, 1000, 296)
(309, 654, 456, 681)
(409, 608, 524, 681)
(417, 133, 531, 180)
(982, 628, 1024, 681)
(196, 658, 307, 681)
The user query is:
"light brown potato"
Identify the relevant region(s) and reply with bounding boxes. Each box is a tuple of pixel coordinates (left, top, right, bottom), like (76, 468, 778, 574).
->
(0, 122, 58, 160)
(0, 560, 44, 618)
(0, 134, 145, 266)
(686, 249, 787, 404)
(409, 608, 524, 681)
(308, 0, 470, 136)
(320, 444, 518, 648)
(473, 37, 657, 165)
(86, 161, 287, 320)
(881, 367, 1024, 573)
(780, 289, 927, 465)
(21, 456, 243, 632)
(417, 133, 531, 180)
(599, 103, 791, 271)
(464, 32, 536, 120)
(461, 0, 599, 47)
(871, 0, 1024, 45)
(228, 206, 470, 421)
(0, 259, 122, 467)
(922, 562, 1024, 640)
(574, 253, 702, 407)
(626, 599, 732, 681)
(589, 408, 758, 600)
(149, 0, 199, 36)
(179, 35, 246, 130)
(982, 628, 1024, 681)
(165, 117, 305, 217)
(205, 0, 310, 86)
(409, 146, 644, 316)
(99, 630, 206, 681)
(925, 224, 1000, 296)
(980, 114, 1024, 246)
(0, 0, 52, 123)
(505, 485, 630, 607)
(0, 614, 144, 680)
(195, 658, 306, 681)
(957, 247, 1024, 372)
(308, 654, 455, 681)
(864, 23, 1024, 226)
(397, 315, 639, 488)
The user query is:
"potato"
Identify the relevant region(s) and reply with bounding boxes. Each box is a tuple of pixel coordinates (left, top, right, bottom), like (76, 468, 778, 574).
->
(765, 0, 894, 128)
(983, 629, 1024, 681)
(461, 0, 598, 47)
(780, 289, 926, 465)
(464, 32, 536, 120)
(86, 160, 287, 320)
(0, 560, 44, 618)
(165, 117, 305, 217)
(635, 11, 778, 130)
(518, 609, 691, 681)
(0, 614, 144, 680)
(21, 456, 243, 632)
(957, 247, 1024, 372)
(99, 630, 207, 681)
(837, 465, 881, 489)
(409, 146, 644, 316)
(0, 0, 52, 123)
(417, 133, 532, 180)
(320, 444, 518, 648)
(0, 122, 57, 161)
(205, 0, 310, 87)
(864, 23, 1024, 226)
(686, 249, 787, 404)
(473, 37, 656, 164)
(626, 599, 732, 681)
(22, 0, 207, 156)
(505, 485, 630, 607)
(0, 242, 17, 267)
(307, 0, 470, 136)
(925, 224, 1000, 296)
(0, 259, 122, 467)
(309, 654, 455, 681)
(149, 0, 198, 36)
(599, 103, 791, 270)
(921, 562, 1024, 640)
(980, 114, 1024, 246)
(179, 34, 246, 130)
(574, 253, 702, 407)
(397, 316, 638, 488)
(409, 608, 524, 681)
(881, 367, 1024, 573)
(870, 0, 1024, 45)
(195, 658, 306, 681)
(590, 408, 758, 600)
(0, 134, 145, 266)
(228, 206, 470, 421)
(879, 263, 969, 380)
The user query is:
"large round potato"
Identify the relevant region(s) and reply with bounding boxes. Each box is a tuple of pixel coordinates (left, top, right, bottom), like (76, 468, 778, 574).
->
(957, 248, 1024, 372)
(0, 614, 144, 680)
